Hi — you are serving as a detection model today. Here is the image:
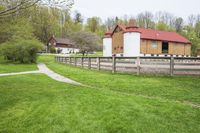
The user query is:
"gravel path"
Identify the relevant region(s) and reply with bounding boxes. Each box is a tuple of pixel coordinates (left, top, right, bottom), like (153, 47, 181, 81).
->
(0, 71, 40, 77)
(37, 63, 83, 86)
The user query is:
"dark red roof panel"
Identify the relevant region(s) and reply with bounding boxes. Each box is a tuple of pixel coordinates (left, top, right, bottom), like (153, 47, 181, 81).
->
(138, 28, 191, 44)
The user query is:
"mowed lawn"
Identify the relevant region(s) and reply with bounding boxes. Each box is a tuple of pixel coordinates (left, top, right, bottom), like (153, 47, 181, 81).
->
(0, 55, 199, 133)
(0, 56, 38, 73)
(39, 55, 200, 104)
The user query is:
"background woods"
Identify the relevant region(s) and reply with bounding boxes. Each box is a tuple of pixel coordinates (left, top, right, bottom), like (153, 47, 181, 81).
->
(0, 1, 200, 56)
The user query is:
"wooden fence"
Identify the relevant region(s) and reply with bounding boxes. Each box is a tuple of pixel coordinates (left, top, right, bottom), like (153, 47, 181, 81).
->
(55, 56, 200, 76)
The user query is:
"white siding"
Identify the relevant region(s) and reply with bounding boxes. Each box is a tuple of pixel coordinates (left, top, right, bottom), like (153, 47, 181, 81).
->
(123, 32, 140, 57)
(56, 47, 79, 54)
(103, 38, 112, 57)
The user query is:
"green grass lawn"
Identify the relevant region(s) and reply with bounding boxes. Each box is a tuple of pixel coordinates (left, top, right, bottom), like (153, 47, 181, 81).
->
(39, 55, 200, 104)
(0, 55, 200, 133)
(0, 74, 200, 133)
(0, 56, 37, 74)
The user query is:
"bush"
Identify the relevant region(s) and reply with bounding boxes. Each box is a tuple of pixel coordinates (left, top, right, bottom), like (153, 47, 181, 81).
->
(0, 39, 43, 63)
(50, 46, 56, 53)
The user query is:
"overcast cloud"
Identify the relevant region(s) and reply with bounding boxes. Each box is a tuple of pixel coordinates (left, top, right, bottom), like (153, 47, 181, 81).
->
(72, 0, 200, 21)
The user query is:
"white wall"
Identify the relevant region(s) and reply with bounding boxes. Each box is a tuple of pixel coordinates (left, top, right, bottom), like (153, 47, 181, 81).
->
(56, 47, 79, 54)
(103, 38, 112, 57)
(123, 32, 140, 57)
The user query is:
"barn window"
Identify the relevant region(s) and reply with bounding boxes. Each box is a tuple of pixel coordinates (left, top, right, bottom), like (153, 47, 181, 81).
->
(151, 41, 157, 48)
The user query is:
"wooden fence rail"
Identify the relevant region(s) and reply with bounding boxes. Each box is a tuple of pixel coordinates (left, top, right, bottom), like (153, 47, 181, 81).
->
(55, 56, 200, 76)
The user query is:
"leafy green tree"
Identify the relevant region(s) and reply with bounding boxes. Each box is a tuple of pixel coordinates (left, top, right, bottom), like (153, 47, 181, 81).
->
(156, 21, 175, 31)
(195, 22, 200, 38)
(63, 18, 83, 34)
(30, 6, 61, 43)
(0, 18, 35, 44)
(85, 17, 106, 37)
(182, 26, 200, 56)
(86, 17, 101, 33)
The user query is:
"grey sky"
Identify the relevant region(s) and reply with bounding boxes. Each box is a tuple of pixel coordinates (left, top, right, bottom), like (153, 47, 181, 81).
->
(72, 0, 200, 21)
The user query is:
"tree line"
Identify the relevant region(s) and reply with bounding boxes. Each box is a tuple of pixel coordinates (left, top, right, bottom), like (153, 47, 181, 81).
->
(0, 1, 200, 56)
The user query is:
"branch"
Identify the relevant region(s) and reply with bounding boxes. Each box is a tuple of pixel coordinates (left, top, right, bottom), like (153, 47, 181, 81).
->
(0, 0, 41, 17)
(0, 0, 30, 15)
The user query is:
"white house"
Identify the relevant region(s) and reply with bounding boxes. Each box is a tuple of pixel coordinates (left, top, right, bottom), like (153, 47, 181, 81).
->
(48, 36, 80, 54)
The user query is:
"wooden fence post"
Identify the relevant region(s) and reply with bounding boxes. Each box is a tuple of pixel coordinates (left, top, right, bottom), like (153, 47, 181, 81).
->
(88, 57, 91, 69)
(81, 57, 84, 67)
(136, 57, 140, 75)
(112, 56, 116, 73)
(55, 56, 57, 62)
(65, 57, 68, 64)
(69, 57, 71, 64)
(58, 57, 60, 62)
(64, 57, 66, 63)
(97, 57, 100, 70)
(67, 57, 69, 64)
(170, 57, 174, 76)
(74, 57, 77, 66)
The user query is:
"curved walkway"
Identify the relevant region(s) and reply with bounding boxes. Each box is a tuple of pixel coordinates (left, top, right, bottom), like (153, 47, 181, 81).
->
(0, 63, 83, 86)
(0, 71, 40, 77)
(37, 63, 83, 86)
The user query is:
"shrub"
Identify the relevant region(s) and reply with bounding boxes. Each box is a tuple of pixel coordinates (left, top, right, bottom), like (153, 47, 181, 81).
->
(0, 39, 43, 63)
(50, 46, 56, 53)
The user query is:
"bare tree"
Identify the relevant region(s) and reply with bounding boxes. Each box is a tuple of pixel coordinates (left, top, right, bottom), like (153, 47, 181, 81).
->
(0, 0, 40, 17)
(105, 17, 115, 30)
(155, 11, 175, 27)
(73, 10, 83, 24)
(137, 11, 154, 28)
(188, 14, 196, 27)
(0, 0, 74, 17)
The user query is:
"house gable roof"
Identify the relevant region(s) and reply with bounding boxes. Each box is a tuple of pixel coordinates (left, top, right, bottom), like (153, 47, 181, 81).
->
(111, 24, 127, 35)
(48, 36, 75, 45)
(54, 37, 74, 45)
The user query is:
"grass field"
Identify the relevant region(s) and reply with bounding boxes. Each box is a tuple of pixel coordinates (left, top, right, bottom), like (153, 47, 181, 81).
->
(39, 55, 200, 104)
(0, 55, 200, 133)
(0, 56, 37, 73)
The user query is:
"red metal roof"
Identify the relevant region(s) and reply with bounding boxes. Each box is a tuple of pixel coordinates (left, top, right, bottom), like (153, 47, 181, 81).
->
(138, 28, 191, 44)
(106, 25, 191, 44)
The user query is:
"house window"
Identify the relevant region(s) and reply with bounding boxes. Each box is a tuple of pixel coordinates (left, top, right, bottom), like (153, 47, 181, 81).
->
(121, 46, 123, 50)
(151, 41, 157, 48)
(114, 47, 116, 50)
